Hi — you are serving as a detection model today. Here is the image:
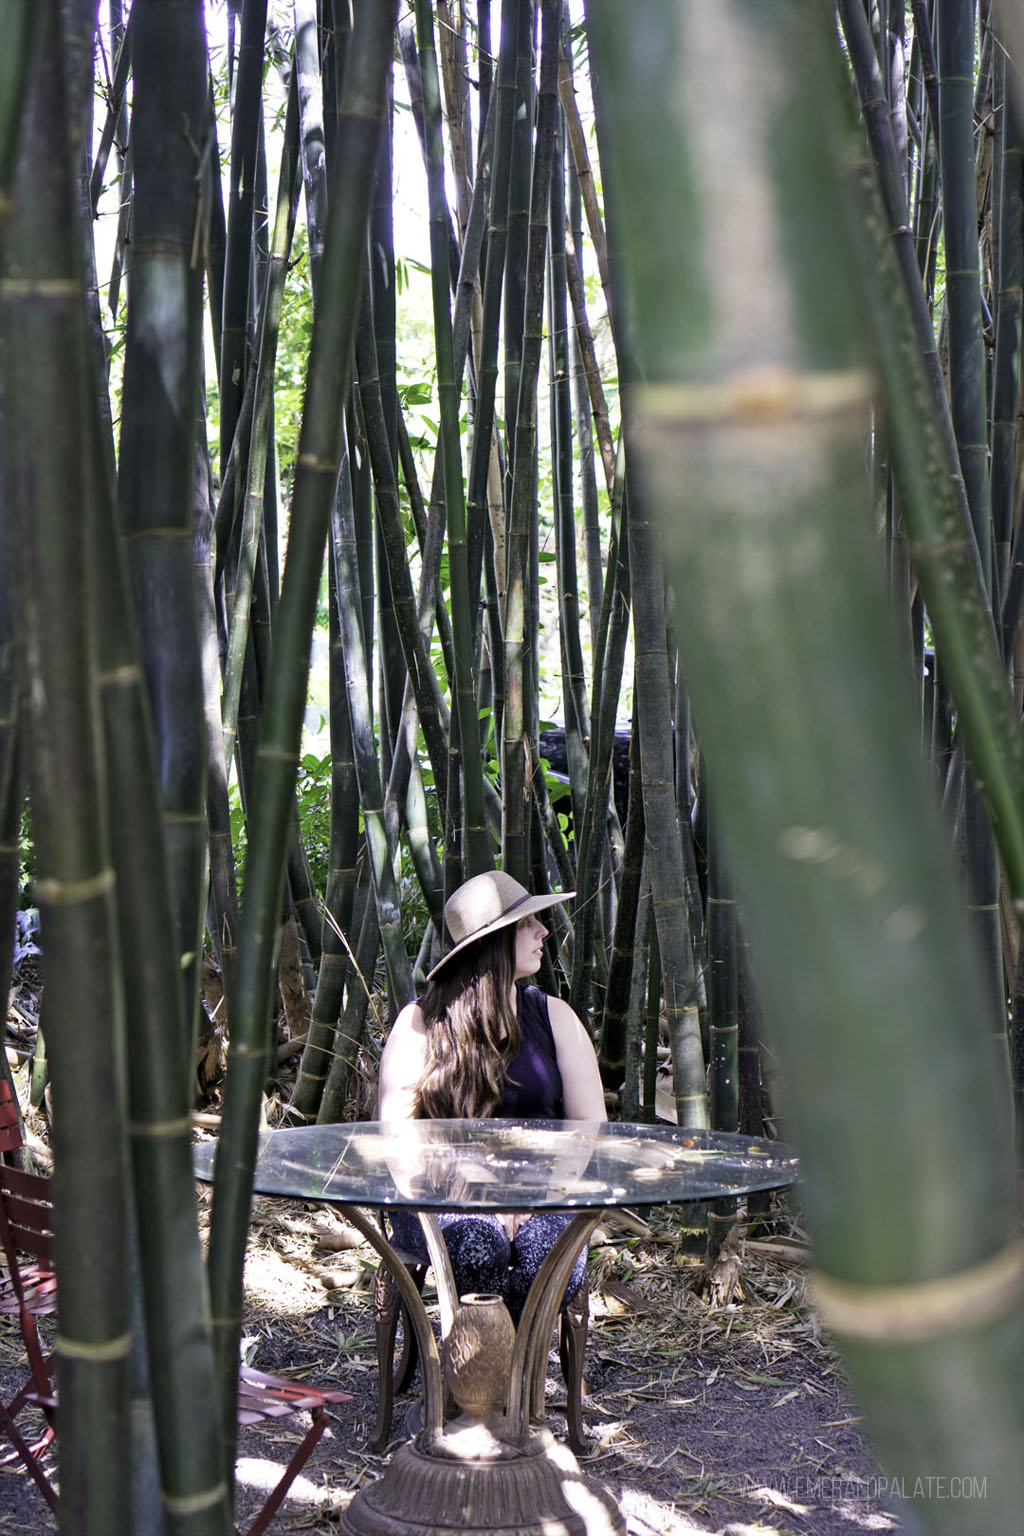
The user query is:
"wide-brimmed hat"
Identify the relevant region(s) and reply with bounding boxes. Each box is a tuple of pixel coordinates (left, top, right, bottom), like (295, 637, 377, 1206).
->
(426, 871, 574, 983)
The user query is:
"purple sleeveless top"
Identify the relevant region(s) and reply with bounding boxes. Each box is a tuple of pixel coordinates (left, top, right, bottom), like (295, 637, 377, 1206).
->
(499, 985, 564, 1117)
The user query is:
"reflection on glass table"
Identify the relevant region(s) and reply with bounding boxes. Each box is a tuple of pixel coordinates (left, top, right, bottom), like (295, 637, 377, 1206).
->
(194, 1121, 798, 1536)
(192, 1118, 798, 1211)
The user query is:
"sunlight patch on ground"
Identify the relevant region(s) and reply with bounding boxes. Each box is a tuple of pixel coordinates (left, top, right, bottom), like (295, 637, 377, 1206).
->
(234, 1456, 354, 1512)
(241, 1236, 325, 1314)
(620, 1485, 741, 1535)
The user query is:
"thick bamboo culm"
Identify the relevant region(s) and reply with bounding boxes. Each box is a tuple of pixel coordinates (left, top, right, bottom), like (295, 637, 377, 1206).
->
(5, 6, 1024, 1524)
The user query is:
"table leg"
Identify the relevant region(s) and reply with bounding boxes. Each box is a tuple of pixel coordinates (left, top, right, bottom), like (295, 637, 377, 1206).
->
(333, 1204, 446, 1438)
(507, 1211, 603, 1441)
(340, 1207, 624, 1536)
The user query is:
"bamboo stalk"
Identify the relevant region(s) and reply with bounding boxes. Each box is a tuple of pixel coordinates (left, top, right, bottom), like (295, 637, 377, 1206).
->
(328, 414, 415, 1008)
(207, 0, 396, 1481)
(118, 0, 213, 1061)
(3, 6, 132, 1526)
(503, 0, 560, 884)
(465, 0, 518, 637)
(220, 71, 301, 772)
(587, 4, 1023, 1527)
(218, 0, 268, 473)
(410, 0, 491, 875)
(289, 560, 358, 1123)
(990, 52, 1022, 603)
(598, 700, 645, 1089)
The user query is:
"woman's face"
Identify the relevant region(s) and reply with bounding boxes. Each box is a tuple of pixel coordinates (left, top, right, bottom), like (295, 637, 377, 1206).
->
(513, 914, 548, 979)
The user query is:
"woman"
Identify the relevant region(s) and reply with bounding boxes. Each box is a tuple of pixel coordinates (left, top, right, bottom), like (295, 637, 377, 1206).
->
(378, 870, 606, 1325)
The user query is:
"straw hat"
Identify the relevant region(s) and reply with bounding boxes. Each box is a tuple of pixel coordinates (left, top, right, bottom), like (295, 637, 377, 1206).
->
(426, 871, 574, 982)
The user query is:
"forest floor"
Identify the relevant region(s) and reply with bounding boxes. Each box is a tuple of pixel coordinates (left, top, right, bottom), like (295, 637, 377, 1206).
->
(0, 1176, 933, 1536)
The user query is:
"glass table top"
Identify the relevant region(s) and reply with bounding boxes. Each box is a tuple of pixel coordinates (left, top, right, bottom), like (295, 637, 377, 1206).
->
(193, 1119, 799, 1211)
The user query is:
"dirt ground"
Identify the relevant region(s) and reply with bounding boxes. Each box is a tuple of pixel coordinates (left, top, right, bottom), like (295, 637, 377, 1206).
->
(0, 1190, 933, 1536)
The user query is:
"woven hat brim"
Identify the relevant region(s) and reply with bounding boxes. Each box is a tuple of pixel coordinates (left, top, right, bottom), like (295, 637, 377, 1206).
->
(425, 889, 574, 983)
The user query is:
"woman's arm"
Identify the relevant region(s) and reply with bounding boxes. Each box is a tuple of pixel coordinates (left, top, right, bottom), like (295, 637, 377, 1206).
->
(548, 996, 607, 1120)
(377, 1001, 428, 1120)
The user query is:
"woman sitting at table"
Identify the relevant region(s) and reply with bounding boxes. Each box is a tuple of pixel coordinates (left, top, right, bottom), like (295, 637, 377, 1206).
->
(377, 870, 606, 1325)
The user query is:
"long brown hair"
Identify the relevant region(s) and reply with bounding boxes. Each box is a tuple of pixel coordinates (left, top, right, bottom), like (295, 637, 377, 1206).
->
(414, 926, 520, 1118)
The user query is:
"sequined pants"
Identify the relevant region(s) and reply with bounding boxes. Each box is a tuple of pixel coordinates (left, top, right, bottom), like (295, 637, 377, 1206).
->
(387, 1209, 587, 1325)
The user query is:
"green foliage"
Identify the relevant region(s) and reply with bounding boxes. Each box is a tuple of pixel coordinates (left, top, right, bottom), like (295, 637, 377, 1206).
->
(296, 744, 333, 892)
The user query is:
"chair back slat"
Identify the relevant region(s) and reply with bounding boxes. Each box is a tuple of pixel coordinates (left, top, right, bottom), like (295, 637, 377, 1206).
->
(0, 1166, 54, 1268)
(0, 1078, 24, 1156)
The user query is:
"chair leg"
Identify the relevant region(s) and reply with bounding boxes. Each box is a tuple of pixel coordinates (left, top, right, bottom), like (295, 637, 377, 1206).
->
(240, 1404, 327, 1536)
(0, 1400, 58, 1512)
(559, 1287, 590, 1458)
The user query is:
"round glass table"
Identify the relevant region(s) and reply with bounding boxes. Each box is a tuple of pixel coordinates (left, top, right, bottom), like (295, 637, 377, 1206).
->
(195, 1120, 798, 1535)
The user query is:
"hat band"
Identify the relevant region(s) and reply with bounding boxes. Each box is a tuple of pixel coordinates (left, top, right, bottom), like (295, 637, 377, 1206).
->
(456, 889, 533, 945)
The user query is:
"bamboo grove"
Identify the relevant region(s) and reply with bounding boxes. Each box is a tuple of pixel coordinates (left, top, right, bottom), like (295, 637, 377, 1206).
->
(0, 2, 1021, 1532)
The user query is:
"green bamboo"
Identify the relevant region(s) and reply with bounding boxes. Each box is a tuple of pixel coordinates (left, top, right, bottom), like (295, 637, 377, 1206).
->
(836, 26, 1024, 911)
(118, 0, 212, 1064)
(207, 0, 396, 1482)
(89, 10, 131, 215)
(628, 481, 707, 1131)
(292, 0, 327, 298)
(935, 0, 1003, 1014)
(937, 0, 992, 579)
(466, 0, 517, 628)
(218, 0, 268, 473)
(502, 0, 535, 477)
(289, 559, 358, 1122)
(0, 0, 30, 1119)
(355, 289, 451, 794)
(221, 70, 300, 773)
(195, 408, 240, 996)
(317, 886, 382, 1123)
(587, 4, 1023, 1529)
(990, 52, 1022, 602)
(566, 162, 605, 652)
(839, 0, 981, 579)
(329, 413, 415, 1009)
(96, 417, 230, 1536)
(598, 702, 645, 1090)
(371, 123, 406, 772)
(706, 819, 739, 1263)
(912, 0, 942, 152)
(3, 6, 131, 1527)
(619, 867, 650, 1123)
(503, 0, 560, 884)
(708, 822, 738, 1136)
(568, 460, 630, 1025)
(411, 0, 491, 876)
(0, 6, 39, 216)
(551, 184, 593, 834)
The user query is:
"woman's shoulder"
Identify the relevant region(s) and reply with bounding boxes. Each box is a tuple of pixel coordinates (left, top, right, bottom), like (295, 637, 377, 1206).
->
(391, 998, 427, 1034)
(378, 1001, 427, 1119)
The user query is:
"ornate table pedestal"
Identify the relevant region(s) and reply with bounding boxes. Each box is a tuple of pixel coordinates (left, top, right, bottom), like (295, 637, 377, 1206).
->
(340, 1419, 624, 1536)
(337, 1210, 624, 1536)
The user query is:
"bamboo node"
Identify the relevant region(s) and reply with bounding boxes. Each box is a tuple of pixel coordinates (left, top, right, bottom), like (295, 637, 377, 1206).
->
(56, 1329, 132, 1363)
(2, 276, 83, 299)
(34, 868, 115, 905)
(162, 1481, 229, 1516)
(128, 1114, 194, 1138)
(810, 1239, 1024, 1342)
(296, 451, 339, 475)
(633, 366, 874, 426)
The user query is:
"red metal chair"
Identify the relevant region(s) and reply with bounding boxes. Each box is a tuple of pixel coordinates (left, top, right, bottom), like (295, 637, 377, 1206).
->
(236, 1364, 352, 1536)
(0, 1080, 351, 1532)
(0, 1076, 58, 1510)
